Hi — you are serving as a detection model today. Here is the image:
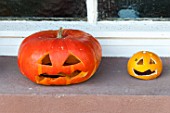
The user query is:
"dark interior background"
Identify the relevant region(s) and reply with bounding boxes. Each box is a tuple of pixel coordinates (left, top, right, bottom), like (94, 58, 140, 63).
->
(98, 0, 170, 20)
(0, 0, 169, 20)
(0, 0, 87, 19)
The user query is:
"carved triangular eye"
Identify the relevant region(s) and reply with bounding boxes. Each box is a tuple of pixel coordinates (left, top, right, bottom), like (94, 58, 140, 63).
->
(150, 58, 156, 64)
(41, 54, 52, 66)
(63, 55, 80, 66)
(137, 59, 143, 65)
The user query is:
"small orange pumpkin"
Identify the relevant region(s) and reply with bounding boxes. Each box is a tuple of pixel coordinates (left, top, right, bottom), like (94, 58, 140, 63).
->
(127, 51, 162, 80)
(18, 28, 102, 85)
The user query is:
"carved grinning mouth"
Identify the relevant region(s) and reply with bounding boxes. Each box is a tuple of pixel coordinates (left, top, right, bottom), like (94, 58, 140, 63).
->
(39, 70, 81, 79)
(133, 69, 157, 76)
(35, 70, 89, 85)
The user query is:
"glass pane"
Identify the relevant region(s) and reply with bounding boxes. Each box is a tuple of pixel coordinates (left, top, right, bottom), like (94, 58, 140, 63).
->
(0, 0, 86, 20)
(98, 0, 170, 20)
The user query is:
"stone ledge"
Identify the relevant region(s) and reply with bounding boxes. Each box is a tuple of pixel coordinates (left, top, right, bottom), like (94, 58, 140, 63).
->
(0, 95, 170, 113)
(1, 56, 170, 113)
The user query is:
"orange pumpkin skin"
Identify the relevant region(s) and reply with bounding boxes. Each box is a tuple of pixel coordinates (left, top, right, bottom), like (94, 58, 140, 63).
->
(127, 51, 162, 80)
(18, 29, 102, 85)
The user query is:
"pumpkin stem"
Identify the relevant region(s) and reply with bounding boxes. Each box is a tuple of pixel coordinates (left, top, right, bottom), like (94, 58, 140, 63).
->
(57, 27, 63, 38)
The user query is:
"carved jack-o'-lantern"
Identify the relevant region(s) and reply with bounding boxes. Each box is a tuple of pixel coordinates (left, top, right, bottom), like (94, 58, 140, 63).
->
(18, 28, 102, 85)
(127, 51, 162, 80)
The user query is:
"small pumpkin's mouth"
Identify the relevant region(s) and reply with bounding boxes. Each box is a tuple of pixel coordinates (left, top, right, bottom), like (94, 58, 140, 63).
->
(133, 69, 156, 76)
(39, 70, 81, 79)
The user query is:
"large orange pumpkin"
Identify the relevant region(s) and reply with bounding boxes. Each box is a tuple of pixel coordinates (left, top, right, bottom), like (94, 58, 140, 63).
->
(127, 51, 162, 80)
(18, 28, 102, 85)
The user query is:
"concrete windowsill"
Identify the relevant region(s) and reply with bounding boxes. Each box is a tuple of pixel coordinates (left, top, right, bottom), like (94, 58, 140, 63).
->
(0, 56, 170, 113)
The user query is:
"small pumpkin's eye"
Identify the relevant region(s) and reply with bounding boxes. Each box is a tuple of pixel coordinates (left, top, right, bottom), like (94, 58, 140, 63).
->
(63, 55, 80, 66)
(137, 59, 143, 65)
(41, 54, 52, 66)
(150, 58, 156, 64)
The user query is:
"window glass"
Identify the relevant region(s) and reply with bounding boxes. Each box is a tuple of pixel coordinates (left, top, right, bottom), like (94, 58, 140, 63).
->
(98, 0, 170, 20)
(0, 0, 87, 20)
